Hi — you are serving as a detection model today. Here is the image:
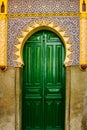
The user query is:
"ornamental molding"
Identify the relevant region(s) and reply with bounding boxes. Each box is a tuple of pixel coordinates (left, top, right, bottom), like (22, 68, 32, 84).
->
(13, 19, 73, 67)
(80, 17, 87, 69)
(7, 13, 80, 18)
(0, 16, 7, 67)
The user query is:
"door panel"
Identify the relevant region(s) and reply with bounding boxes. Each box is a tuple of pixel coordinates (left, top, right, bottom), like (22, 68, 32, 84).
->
(44, 33, 65, 130)
(22, 30, 65, 130)
(45, 45, 62, 84)
(44, 101, 62, 129)
(25, 45, 42, 85)
(24, 101, 43, 129)
(23, 33, 43, 130)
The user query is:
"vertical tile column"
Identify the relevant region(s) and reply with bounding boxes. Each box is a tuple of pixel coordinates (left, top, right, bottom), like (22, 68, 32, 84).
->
(80, 0, 87, 70)
(0, 0, 7, 70)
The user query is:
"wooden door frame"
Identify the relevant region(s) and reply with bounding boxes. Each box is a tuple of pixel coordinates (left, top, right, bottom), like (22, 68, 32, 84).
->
(15, 65, 71, 130)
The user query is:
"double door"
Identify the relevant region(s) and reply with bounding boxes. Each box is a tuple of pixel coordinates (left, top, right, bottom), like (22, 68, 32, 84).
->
(22, 30, 65, 130)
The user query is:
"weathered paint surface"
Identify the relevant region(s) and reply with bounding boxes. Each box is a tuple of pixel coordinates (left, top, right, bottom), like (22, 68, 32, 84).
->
(0, 68, 15, 130)
(70, 66, 87, 130)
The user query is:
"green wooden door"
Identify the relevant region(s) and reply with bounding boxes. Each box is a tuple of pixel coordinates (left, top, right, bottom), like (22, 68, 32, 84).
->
(22, 30, 65, 130)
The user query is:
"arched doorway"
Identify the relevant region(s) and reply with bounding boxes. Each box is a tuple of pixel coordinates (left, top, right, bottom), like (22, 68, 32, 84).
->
(22, 30, 66, 130)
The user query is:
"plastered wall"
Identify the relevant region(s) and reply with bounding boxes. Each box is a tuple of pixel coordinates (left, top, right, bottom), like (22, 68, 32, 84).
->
(70, 66, 87, 130)
(0, 68, 15, 130)
(0, 67, 87, 130)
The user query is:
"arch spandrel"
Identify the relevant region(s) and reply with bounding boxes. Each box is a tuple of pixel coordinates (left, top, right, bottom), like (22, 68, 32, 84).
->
(14, 19, 72, 67)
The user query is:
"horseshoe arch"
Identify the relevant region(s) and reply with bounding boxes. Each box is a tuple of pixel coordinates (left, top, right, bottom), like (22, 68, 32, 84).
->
(14, 19, 72, 67)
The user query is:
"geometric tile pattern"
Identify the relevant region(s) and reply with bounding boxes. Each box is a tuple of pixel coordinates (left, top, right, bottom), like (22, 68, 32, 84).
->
(8, 16, 80, 67)
(7, 0, 80, 67)
(14, 19, 70, 67)
(8, 0, 80, 14)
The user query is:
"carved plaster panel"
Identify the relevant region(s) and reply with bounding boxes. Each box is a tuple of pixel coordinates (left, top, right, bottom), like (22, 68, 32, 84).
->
(8, 17, 80, 67)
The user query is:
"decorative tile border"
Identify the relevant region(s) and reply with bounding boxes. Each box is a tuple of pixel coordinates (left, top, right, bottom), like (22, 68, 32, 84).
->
(7, 13, 80, 18)
(8, 0, 80, 14)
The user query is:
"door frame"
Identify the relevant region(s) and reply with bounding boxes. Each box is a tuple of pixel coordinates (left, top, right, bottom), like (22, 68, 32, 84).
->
(14, 28, 71, 130)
